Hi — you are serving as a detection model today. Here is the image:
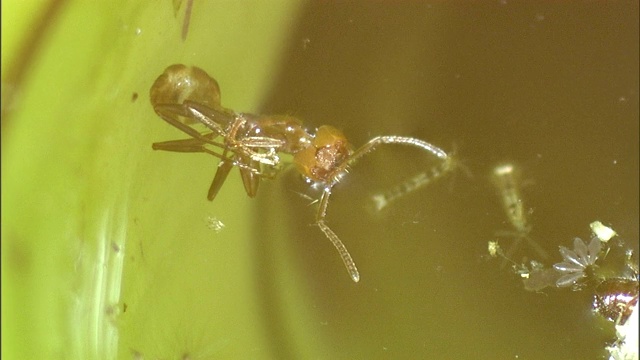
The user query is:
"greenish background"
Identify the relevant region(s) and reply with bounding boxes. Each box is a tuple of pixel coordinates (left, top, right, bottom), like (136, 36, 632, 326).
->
(2, 1, 304, 359)
(255, 3, 638, 358)
(2, 1, 638, 359)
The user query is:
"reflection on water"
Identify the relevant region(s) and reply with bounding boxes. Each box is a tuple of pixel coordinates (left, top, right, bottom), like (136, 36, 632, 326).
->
(257, 2, 638, 359)
(70, 195, 128, 359)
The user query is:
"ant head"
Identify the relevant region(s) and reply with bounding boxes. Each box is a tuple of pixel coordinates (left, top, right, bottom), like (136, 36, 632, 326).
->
(294, 125, 352, 184)
(150, 64, 222, 111)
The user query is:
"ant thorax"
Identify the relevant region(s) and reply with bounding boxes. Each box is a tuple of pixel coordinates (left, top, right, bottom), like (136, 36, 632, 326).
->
(242, 113, 313, 155)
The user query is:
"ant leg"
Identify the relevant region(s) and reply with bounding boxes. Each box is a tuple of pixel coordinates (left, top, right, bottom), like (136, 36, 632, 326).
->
(494, 231, 549, 268)
(153, 136, 257, 200)
(316, 186, 360, 283)
(310, 135, 447, 282)
(152, 137, 231, 162)
(371, 144, 473, 211)
(238, 157, 261, 198)
(208, 156, 234, 201)
(181, 0, 194, 41)
(153, 101, 237, 145)
(500, 235, 525, 269)
(338, 136, 450, 212)
(501, 233, 548, 261)
(183, 101, 236, 133)
(153, 103, 215, 140)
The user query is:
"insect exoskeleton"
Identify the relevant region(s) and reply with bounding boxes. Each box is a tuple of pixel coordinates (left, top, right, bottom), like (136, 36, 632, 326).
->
(293, 125, 352, 184)
(150, 64, 223, 116)
(150, 64, 452, 283)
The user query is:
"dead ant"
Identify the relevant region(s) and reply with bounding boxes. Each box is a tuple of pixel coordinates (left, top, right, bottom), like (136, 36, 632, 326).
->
(150, 64, 451, 282)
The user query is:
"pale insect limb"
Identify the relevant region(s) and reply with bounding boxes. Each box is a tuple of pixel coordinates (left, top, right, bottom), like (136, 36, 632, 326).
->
(316, 187, 360, 282)
(371, 155, 455, 211)
(154, 103, 285, 178)
(152, 136, 276, 176)
(345, 135, 450, 211)
(347, 136, 449, 168)
(488, 240, 521, 268)
(315, 136, 448, 283)
(494, 230, 549, 263)
(289, 190, 319, 205)
(490, 241, 556, 291)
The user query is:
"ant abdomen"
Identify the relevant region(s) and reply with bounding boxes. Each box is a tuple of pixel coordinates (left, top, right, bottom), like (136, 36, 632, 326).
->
(150, 64, 224, 122)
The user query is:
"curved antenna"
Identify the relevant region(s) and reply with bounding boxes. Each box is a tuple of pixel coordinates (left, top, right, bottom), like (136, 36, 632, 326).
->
(315, 135, 450, 282)
(316, 187, 360, 283)
(347, 136, 448, 170)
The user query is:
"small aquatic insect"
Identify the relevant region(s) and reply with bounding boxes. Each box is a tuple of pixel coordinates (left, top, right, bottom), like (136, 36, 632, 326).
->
(370, 152, 457, 211)
(150, 64, 451, 282)
(491, 163, 548, 262)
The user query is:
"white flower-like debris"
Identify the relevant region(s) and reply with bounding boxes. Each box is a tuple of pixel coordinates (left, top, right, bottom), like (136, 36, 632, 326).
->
(553, 237, 602, 288)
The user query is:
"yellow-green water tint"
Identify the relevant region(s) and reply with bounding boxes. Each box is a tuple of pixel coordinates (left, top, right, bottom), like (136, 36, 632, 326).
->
(2, 1, 301, 359)
(258, 2, 638, 359)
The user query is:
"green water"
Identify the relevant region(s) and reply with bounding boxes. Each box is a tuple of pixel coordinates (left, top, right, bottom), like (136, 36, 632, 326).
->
(255, 2, 639, 359)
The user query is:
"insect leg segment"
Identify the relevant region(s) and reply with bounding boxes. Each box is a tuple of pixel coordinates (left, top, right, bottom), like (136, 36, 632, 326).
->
(346, 136, 449, 173)
(152, 103, 219, 141)
(371, 154, 456, 211)
(342, 135, 452, 211)
(181, 101, 235, 134)
(302, 133, 450, 282)
(316, 186, 360, 283)
(208, 156, 234, 201)
(238, 157, 261, 198)
(152, 137, 217, 153)
(152, 135, 238, 164)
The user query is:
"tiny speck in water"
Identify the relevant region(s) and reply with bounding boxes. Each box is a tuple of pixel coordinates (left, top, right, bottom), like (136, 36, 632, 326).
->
(302, 38, 311, 50)
(205, 216, 225, 233)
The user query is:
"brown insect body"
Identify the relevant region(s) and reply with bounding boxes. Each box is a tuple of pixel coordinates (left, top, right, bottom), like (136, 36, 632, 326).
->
(150, 64, 450, 282)
(593, 277, 639, 325)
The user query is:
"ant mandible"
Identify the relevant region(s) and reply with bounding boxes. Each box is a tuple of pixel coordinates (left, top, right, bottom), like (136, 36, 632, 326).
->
(150, 64, 451, 283)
